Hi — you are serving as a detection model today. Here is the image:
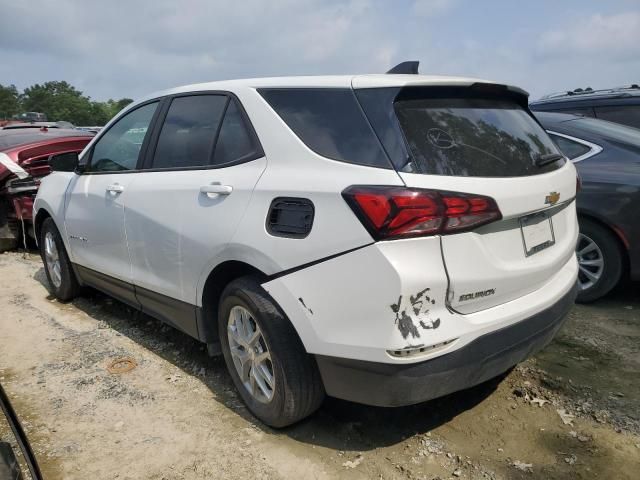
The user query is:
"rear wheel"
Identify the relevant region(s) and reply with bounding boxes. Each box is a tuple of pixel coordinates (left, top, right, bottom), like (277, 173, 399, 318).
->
(39, 217, 81, 301)
(576, 218, 623, 303)
(218, 276, 324, 427)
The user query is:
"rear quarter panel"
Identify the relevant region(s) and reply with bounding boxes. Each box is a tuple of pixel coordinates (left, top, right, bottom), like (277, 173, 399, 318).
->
(195, 87, 406, 304)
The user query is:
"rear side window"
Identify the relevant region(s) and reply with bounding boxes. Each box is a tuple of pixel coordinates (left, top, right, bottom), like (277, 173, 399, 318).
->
(549, 134, 591, 160)
(259, 88, 392, 169)
(395, 96, 564, 177)
(595, 105, 640, 129)
(212, 99, 256, 166)
(152, 95, 227, 169)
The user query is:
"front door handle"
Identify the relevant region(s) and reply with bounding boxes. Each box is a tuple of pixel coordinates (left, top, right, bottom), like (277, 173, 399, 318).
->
(106, 183, 124, 193)
(200, 184, 233, 197)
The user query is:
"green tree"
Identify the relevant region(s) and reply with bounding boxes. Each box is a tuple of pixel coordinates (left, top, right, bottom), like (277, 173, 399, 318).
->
(0, 84, 20, 119)
(102, 98, 134, 120)
(21, 81, 96, 125)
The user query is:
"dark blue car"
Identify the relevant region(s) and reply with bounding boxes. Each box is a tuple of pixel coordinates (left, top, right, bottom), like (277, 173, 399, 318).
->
(535, 112, 640, 302)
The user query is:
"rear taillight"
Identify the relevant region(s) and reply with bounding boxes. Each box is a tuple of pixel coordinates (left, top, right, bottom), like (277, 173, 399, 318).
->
(342, 186, 502, 240)
(576, 174, 582, 193)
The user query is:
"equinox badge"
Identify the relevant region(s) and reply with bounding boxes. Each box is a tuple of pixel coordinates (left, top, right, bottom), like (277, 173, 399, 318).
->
(459, 289, 496, 302)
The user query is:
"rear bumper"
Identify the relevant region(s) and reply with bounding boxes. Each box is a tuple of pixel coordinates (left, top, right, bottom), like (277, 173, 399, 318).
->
(315, 281, 577, 407)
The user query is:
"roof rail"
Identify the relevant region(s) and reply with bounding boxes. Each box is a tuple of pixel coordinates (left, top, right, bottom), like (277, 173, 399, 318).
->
(387, 61, 419, 74)
(539, 84, 640, 100)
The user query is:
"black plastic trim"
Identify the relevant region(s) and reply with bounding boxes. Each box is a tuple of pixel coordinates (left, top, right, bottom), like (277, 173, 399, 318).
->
(266, 197, 315, 239)
(75, 264, 141, 309)
(73, 264, 200, 340)
(315, 282, 578, 407)
(135, 285, 199, 338)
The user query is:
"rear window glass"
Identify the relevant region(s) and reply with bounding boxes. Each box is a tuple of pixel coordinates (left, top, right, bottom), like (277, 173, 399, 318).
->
(395, 97, 564, 177)
(259, 88, 392, 169)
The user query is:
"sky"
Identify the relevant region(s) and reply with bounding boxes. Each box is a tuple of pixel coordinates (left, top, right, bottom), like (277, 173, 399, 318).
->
(1, 0, 639, 102)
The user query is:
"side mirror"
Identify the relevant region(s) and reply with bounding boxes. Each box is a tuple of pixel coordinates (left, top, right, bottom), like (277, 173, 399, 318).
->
(48, 152, 79, 172)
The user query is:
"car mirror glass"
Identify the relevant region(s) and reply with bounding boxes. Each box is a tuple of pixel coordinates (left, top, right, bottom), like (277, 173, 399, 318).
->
(48, 152, 79, 172)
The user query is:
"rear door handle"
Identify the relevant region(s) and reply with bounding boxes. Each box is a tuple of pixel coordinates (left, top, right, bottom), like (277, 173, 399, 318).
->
(200, 184, 233, 196)
(106, 183, 124, 193)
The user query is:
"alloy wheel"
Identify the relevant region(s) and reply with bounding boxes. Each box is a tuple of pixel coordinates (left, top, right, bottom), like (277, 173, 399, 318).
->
(44, 231, 62, 288)
(227, 305, 275, 403)
(576, 233, 604, 291)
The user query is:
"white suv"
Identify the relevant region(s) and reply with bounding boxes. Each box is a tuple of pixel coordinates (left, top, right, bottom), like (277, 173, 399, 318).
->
(34, 71, 579, 427)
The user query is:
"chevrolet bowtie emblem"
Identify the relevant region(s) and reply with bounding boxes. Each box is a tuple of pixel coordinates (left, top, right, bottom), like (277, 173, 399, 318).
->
(545, 191, 560, 205)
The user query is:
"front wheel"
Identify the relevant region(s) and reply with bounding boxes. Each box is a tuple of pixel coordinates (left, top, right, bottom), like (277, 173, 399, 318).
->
(39, 217, 81, 301)
(218, 276, 325, 427)
(576, 218, 623, 303)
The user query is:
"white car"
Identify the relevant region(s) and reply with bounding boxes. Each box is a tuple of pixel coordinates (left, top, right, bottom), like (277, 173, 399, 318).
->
(34, 67, 579, 427)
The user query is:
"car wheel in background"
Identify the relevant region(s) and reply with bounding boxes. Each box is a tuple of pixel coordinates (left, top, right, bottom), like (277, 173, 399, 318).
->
(576, 218, 623, 303)
(218, 276, 325, 427)
(39, 217, 81, 301)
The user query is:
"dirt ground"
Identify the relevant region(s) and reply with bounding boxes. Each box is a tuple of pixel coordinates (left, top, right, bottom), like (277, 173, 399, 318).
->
(0, 251, 639, 480)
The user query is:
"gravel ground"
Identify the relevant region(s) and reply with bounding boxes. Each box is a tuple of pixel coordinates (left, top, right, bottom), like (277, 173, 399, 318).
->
(1, 251, 639, 479)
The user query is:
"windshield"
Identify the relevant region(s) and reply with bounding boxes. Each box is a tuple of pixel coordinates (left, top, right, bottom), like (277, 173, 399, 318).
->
(394, 97, 564, 177)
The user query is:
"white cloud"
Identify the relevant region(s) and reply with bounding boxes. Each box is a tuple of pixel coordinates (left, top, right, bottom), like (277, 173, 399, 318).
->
(0, 0, 396, 99)
(0, 1, 638, 102)
(412, 0, 456, 17)
(538, 12, 640, 59)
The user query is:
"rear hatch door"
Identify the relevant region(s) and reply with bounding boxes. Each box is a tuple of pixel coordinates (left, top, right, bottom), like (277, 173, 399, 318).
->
(359, 84, 578, 313)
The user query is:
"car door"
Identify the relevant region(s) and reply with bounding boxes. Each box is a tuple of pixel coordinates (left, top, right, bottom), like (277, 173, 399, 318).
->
(123, 93, 266, 335)
(64, 101, 160, 304)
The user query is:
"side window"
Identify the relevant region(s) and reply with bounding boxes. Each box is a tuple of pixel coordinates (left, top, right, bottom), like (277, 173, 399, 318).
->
(549, 134, 592, 160)
(151, 95, 227, 169)
(88, 102, 158, 172)
(595, 106, 640, 129)
(212, 99, 259, 165)
(259, 88, 392, 168)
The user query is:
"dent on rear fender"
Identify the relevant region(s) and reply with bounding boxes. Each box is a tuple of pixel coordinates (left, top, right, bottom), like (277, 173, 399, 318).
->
(262, 239, 452, 360)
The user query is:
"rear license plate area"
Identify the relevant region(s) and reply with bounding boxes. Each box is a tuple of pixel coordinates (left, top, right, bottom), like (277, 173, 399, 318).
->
(519, 211, 555, 257)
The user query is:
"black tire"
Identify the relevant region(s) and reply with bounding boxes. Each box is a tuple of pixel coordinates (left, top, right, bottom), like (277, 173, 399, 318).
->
(218, 276, 325, 427)
(576, 218, 623, 303)
(39, 217, 81, 301)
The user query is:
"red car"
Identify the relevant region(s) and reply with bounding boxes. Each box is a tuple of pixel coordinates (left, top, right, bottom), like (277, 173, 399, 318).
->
(0, 127, 94, 250)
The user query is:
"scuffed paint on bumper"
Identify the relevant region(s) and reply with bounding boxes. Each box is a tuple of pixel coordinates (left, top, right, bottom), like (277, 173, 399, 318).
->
(314, 281, 577, 406)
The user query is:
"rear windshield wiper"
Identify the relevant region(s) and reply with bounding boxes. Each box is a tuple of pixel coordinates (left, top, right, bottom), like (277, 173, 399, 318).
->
(535, 153, 564, 168)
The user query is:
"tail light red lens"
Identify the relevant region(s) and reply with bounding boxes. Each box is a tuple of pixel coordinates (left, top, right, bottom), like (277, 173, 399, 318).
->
(343, 186, 502, 240)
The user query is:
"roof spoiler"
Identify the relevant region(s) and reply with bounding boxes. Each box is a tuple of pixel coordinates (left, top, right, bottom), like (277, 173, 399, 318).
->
(386, 61, 419, 75)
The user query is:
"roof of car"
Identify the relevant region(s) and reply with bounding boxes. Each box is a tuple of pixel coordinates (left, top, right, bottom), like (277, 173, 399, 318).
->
(0, 128, 94, 151)
(530, 85, 640, 106)
(133, 74, 527, 106)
